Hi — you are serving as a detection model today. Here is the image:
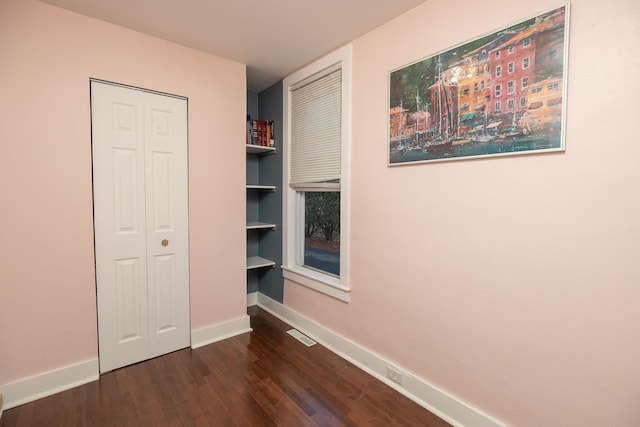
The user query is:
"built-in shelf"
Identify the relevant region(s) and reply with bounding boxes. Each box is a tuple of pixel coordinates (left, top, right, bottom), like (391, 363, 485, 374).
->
(246, 184, 276, 191)
(247, 140, 276, 270)
(246, 144, 276, 154)
(247, 256, 276, 270)
(247, 221, 276, 230)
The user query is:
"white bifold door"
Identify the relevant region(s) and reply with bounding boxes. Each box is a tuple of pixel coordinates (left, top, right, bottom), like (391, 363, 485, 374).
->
(91, 81, 190, 373)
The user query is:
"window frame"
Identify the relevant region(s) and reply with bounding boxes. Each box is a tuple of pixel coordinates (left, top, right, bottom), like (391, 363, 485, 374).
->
(507, 98, 515, 110)
(520, 96, 527, 108)
(282, 44, 352, 302)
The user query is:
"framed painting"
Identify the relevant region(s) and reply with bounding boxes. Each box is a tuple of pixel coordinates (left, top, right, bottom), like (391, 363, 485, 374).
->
(388, 4, 569, 165)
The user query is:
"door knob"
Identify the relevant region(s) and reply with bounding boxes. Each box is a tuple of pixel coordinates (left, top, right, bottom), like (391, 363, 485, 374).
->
(161, 239, 169, 247)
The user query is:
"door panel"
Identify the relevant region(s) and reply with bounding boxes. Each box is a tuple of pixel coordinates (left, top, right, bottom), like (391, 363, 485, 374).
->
(144, 92, 190, 358)
(113, 148, 140, 233)
(92, 81, 189, 373)
(115, 257, 144, 343)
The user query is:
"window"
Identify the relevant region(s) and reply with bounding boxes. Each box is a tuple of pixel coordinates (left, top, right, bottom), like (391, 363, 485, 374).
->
(547, 97, 562, 106)
(290, 69, 341, 276)
(531, 86, 543, 94)
(507, 80, 515, 94)
(481, 80, 485, 90)
(523, 57, 530, 69)
(283, 45, 352, 302)
(522, 77, 529, 88)
(547, 82, 560, 91)
(474, 82, 479, 92)
(523, 37, 531, 47)
(508, 62, 514, 74)
(520, 97, 527, 108)
(507, 99, 514, 110)
(495, 101, 501, 112)
(495, 84, 502, 97)
(508, 45, 514, 54)
(495, 51, 500, 59)
(495, 65, 502, 77)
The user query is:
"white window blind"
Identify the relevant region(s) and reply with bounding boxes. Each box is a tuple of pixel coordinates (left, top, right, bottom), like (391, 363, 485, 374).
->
(290, 68, 341, 189)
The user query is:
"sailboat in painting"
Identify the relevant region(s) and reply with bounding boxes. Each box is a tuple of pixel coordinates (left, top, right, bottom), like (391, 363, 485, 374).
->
(426, 58, 455, 154)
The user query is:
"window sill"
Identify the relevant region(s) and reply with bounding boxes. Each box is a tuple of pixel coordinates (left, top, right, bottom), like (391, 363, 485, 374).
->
(282, 265, 350, 302)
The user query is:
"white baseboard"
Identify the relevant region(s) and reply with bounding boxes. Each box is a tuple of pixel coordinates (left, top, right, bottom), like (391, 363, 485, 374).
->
(257, 293, 506, 427)
(191, 315, 252, 349)
(247, 292, 258, 307)
(0, 358, 99, 410)
(0, 315, 253, 411)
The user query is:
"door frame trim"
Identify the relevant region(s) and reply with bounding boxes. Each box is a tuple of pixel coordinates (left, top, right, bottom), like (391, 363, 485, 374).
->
(89, 78, 188, 101)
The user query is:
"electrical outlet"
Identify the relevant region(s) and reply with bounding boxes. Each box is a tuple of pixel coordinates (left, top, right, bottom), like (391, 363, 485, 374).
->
(386, 366, 403, 385)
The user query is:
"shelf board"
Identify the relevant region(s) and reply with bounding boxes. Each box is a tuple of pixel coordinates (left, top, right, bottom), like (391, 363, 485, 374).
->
(246, 184, 276, 191)
(246, 144, 276, 154)
(247, 221, 276, 230)
(247, 256, 276, 270)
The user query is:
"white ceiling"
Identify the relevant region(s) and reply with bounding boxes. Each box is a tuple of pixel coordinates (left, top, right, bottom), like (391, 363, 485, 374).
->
(40, 0, 429, 92)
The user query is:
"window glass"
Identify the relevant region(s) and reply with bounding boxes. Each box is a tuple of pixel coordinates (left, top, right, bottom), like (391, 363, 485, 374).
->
(303, 191, 340, 276)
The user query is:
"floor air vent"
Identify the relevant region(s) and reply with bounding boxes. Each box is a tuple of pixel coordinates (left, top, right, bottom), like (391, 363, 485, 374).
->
(287, 329, 317, 347)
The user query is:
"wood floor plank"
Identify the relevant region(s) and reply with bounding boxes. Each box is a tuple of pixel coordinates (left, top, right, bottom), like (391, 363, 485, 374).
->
(1, 307, 451, 427)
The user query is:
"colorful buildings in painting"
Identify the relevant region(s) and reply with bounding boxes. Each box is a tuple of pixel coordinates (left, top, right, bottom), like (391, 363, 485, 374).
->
(454, 32, 515, 137)
(477, 10, 565, 136)
(488, 7, 565, 120)
(389, 106, 431, 149)
(389, 106, 410, 143)
(472, 10, 565, 137)
(519, 76, 563, 134)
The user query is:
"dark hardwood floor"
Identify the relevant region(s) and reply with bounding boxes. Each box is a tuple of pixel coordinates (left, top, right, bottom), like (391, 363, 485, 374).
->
(2, 307, 451, 426)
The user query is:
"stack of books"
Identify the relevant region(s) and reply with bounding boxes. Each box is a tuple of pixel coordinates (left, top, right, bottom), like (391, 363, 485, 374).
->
(246, 116, 275, 147)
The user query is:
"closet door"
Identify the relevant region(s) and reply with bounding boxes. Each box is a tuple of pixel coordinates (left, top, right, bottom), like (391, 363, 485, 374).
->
(91, 81, 190, 373)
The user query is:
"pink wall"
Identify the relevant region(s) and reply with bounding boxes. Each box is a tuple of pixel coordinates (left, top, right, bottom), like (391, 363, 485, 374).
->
(0, 0, 247, 384)
(284, 0, 640, 425)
